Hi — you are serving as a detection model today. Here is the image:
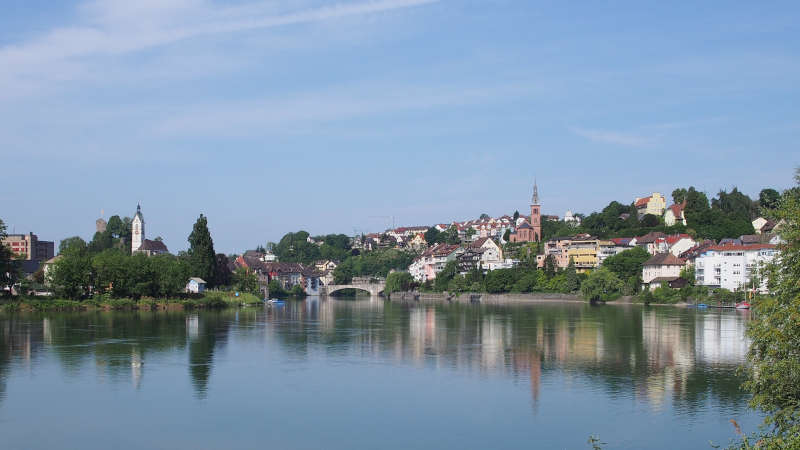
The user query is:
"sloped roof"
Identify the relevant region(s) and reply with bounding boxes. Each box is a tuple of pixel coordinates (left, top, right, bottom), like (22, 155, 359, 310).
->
(139, 239, 168, 252)
(189, 277, 206, 284)
(636, 231, 667, 244)
(644, 253, 685, 267)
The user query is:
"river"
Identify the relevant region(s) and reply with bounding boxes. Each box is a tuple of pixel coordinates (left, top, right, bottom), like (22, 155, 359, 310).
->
(0, 299, 759, 449)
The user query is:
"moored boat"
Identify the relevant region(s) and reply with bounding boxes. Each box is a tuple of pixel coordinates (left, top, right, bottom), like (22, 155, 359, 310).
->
(735, 301, 750, 310)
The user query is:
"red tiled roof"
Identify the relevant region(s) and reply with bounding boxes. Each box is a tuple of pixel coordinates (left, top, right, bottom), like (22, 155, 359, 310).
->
(705, 244, 777, 252)
(665, 234, 692, 245)
(635, 197, 650, 208)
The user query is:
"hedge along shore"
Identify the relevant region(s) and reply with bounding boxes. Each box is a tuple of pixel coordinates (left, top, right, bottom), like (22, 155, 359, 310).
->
(0, 292, 263, 312)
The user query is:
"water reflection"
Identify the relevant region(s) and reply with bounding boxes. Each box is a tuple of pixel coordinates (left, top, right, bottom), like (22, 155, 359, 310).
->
(0, 300, 751, 412)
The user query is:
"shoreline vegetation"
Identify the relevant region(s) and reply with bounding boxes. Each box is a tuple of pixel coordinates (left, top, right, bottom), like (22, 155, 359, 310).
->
(0, 291, 262, 312)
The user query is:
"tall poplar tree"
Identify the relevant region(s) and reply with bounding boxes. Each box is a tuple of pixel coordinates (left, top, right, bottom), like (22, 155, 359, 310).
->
(188, 214, 217, 287)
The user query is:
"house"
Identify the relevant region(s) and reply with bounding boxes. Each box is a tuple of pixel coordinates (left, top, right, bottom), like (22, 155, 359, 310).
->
(186, 277, 206, 294)
(537, 236, 572, 269)
(632, 231, 667, 255)
(597, 239, 630, 264)
(634, 192, 667, 218)
(751, 217, 776, 235)
(694, 244, 778, 293)
(408, 243, 464, 282)
(665, 234, 696, 256)
(641, 253, 686, 287)
(644, 276, 689, 291)
(408, 233, 427, 250)
(664, 200, 687, 226)
(314, 260, 338, 285)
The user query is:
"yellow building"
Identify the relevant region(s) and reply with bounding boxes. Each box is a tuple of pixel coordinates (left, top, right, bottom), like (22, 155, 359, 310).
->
(567, 237, 600, 272)
(635, 192, 667, 218)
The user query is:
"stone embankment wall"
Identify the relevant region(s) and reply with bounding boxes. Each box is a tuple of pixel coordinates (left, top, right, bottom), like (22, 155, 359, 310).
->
(387, 291, 583, 305)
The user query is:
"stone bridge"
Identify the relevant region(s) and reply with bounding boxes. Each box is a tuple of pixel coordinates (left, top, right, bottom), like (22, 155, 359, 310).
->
(321, 281, 385, 297)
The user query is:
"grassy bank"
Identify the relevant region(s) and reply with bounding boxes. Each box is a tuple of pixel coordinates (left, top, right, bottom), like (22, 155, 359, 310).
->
(0, 291, 263, 312)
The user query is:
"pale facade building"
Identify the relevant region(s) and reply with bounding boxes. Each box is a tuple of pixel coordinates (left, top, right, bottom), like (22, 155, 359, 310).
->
(2, 232, 54, 261)
(635, 192, 667, 218)
(131, 204, 168, 256)
(694, 244, 778, 293)
(642, 253, 686, 285)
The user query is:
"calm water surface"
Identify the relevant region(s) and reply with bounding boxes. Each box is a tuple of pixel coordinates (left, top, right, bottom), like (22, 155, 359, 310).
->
(0, 299, 759, 449)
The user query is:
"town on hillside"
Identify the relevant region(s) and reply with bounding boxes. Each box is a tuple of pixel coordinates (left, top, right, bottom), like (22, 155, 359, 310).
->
(1, 182, 788, 301)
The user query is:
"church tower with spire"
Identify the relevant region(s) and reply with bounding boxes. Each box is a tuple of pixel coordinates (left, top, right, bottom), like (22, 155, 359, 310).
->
(530, 180, 541, 242)
(131, 204, 145, 253)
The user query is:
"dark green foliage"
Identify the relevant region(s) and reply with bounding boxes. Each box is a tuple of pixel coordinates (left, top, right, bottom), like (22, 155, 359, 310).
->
(214, 253, 232, 287)
(188, 214, 217, 287)
(49, 241, 92, 299)
(267, 279, 286, 297)
(273, 231, 320, 264)
(513, 210, 520, 221)
(424, 227, 440, 246)
(0, 218, 19, 291)
(729, 169, 800, 448)
(385, 271, 414, 294)
(640, 214, 660, 227)
(580, 267, 624, 302)
(332, 249, 414, 284)
(484, 269, 516, 293)
(602, 246, 650, 283)
(440, 226, 460, 245)
(503, 229, 511, 242)
(564, 259, 579, 293)
(59, 236, 87, 254)
(233, 267, 259, 295)
(434, 260, 458, 291)
(759, 188, 781, 212)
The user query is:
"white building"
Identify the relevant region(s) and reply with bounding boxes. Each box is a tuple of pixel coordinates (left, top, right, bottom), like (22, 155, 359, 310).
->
(563, 210, 581, 225)
(642, 253, 686, 286)
(694, 244, 778, 292)
(186, 277, 206, 293)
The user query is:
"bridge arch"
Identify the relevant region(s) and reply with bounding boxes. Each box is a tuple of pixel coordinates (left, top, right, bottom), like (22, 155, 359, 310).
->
(323, 283, 384, 297)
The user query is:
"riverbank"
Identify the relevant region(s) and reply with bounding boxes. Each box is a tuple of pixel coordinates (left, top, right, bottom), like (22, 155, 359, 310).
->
(387, 291, 587, 305)
(0, 292, 262, 312)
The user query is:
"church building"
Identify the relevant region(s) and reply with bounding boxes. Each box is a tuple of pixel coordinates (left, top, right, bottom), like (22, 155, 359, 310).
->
(510, 181, 542, 243)
(131, 204, 169, 256)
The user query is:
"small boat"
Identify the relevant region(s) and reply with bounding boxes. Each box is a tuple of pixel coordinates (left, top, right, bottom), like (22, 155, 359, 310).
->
(266, 298, 285, 305)
(696, 303, 708, 308)
(735, 301, 751, 310)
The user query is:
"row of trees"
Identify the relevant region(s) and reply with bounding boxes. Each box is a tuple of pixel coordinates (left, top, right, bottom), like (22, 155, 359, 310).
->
(271, 231, 353, 264)
(333, 249, 416, 284)
(47, 214, 227, 300)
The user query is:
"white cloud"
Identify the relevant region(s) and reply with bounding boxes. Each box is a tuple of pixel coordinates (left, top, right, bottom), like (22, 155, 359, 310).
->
(0, 0, 440, 98)
(570, 127, 653, 147)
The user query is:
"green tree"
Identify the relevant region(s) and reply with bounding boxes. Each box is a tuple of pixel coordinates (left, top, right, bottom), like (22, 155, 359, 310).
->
(728, 169, 800, 447)
(59, 236, 87, 254)
(106, 215, 124, 237)
(385, 271, 414, 294)
(503, 229, 511, 242)
(434, 260, 458, 292)
(484, 268, 516, 293)
(188, 214, 217, 287)
(564, 258, 579, 293)
(0, 218, 19, 291)
(602, 247, 650, 282)
(640, 214, 660, 227)
(214, 254, 232, 287)
(424, 227, 440, 247)
(513, 210, 520, 221)
(759, 188, 781, 213)
(440, 226, 460, 245)
(580, 267, 624, 302)
(233, 267, 259, 295)
(50, 241, 92, 299)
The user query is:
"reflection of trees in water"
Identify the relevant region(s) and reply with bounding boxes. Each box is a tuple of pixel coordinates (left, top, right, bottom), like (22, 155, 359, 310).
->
(188, 311, 230, 399)
(0, 302, 751, 412)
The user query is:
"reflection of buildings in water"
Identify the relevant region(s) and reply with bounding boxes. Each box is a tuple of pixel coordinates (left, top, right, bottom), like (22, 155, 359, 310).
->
(131, 347, 143, 389)
(695, 313, 749, 365)
(639, 309, 696, 408)
(186, 314, 199, 341)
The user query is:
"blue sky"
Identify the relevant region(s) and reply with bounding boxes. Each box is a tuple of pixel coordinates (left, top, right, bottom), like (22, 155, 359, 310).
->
(1, 0, 798, 254)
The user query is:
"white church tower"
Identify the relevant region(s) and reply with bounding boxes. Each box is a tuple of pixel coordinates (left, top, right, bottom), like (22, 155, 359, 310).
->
(131, 204, 145, 253)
